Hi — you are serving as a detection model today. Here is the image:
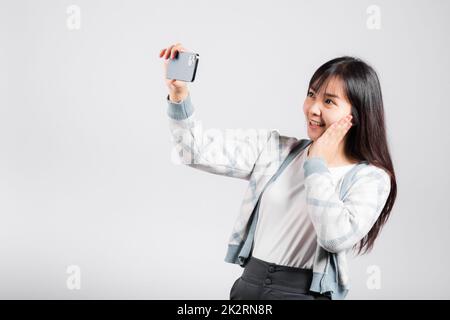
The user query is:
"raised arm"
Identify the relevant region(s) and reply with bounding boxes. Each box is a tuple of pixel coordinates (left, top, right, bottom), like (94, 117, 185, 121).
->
(161, 43, 275, 180)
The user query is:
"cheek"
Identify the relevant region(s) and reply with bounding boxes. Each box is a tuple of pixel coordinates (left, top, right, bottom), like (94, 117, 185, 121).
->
(323, 111, 344, 126)
(327, 116, 342, 126)
(303, 100, 314, 118)
(302, 103, 308, 115)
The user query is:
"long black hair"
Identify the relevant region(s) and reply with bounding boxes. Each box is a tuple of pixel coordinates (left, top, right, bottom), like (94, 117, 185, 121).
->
(308, 56, 397, 255)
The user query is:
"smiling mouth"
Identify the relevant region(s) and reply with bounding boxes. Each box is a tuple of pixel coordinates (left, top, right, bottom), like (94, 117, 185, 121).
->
(309, 120, 325, 127)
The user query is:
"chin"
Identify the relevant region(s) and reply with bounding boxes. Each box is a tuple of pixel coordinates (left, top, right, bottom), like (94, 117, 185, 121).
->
(307, 130, 320, 141)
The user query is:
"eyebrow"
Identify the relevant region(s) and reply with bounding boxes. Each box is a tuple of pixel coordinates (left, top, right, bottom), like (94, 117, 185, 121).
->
(309, 88, 340, 99)
(324, 93, 340, 99)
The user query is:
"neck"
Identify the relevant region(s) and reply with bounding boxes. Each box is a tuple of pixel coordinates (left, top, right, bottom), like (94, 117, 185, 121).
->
(309, 139, 356, 167)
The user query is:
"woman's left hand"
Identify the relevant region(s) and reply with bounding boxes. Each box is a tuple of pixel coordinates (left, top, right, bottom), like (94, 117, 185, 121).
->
(307, 114, 353, 165)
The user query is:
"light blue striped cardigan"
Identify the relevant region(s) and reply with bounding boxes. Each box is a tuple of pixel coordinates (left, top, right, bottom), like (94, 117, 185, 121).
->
(166, 93, 391, 300)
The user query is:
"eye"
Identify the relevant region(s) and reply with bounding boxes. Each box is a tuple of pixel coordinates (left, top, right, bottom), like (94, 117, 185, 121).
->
(324, 98, 335, 105)
(307, 90, 314, 98)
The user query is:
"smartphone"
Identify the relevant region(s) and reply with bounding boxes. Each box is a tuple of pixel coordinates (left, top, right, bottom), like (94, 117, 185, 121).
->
(166, 51, 200, 82)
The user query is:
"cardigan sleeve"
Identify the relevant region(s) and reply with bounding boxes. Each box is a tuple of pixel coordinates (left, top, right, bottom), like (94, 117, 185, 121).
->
(166, 93, 277, 180)
(303, 156, 391, 253)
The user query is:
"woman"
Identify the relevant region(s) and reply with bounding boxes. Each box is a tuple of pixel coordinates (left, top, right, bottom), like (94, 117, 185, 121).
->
(159, 43, 397, 300)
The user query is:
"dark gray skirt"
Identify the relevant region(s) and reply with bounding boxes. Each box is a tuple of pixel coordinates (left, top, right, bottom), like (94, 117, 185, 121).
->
(230, 255, 331, 300)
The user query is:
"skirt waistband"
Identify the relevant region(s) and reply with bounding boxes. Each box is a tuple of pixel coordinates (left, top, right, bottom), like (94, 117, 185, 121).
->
(242, 256, 314, 294)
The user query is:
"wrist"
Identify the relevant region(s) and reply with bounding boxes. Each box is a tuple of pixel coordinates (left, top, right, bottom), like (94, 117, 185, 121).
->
(169, 88, 188, 103)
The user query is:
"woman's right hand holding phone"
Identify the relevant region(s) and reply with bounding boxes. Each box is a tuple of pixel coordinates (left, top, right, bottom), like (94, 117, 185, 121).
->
(159, 43, 189, 103)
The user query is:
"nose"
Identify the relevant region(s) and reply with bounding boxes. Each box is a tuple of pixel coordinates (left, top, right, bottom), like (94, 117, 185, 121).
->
(308, 101, 322, 118)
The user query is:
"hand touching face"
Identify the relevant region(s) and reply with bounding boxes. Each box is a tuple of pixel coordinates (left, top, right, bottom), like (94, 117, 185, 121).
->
(307, 114, 354, 164)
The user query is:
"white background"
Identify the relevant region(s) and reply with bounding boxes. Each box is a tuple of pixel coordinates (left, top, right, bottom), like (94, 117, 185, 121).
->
(0, 0, 449, 299)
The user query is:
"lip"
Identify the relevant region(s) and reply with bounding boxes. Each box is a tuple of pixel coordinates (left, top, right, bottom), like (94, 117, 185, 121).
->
(308, 120, 324, 129)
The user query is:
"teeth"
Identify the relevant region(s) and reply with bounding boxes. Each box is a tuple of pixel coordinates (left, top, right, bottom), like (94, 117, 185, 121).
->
(310, 120, 323, 126)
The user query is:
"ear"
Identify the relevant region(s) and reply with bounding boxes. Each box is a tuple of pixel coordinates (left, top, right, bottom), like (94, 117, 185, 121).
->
(351, 106, 360, 127)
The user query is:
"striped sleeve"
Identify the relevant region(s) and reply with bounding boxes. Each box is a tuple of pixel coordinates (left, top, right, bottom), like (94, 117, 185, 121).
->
(303, 157, 391, 253)
(166, 93, 276, 180)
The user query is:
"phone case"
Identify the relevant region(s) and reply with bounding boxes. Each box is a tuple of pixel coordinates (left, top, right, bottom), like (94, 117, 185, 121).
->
(166, 51, 200, 82)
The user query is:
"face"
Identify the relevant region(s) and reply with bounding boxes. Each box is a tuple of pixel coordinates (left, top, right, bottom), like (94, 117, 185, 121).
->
(303, 77, 353, 141)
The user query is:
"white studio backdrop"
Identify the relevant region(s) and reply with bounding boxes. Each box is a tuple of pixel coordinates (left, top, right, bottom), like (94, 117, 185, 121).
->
(0, 0, 449, 299)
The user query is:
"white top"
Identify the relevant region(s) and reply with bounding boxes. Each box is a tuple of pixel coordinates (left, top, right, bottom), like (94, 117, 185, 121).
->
(252, 144, 357, 269)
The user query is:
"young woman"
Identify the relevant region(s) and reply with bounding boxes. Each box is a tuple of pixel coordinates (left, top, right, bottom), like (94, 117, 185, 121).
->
(159, 43, 397, 300)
